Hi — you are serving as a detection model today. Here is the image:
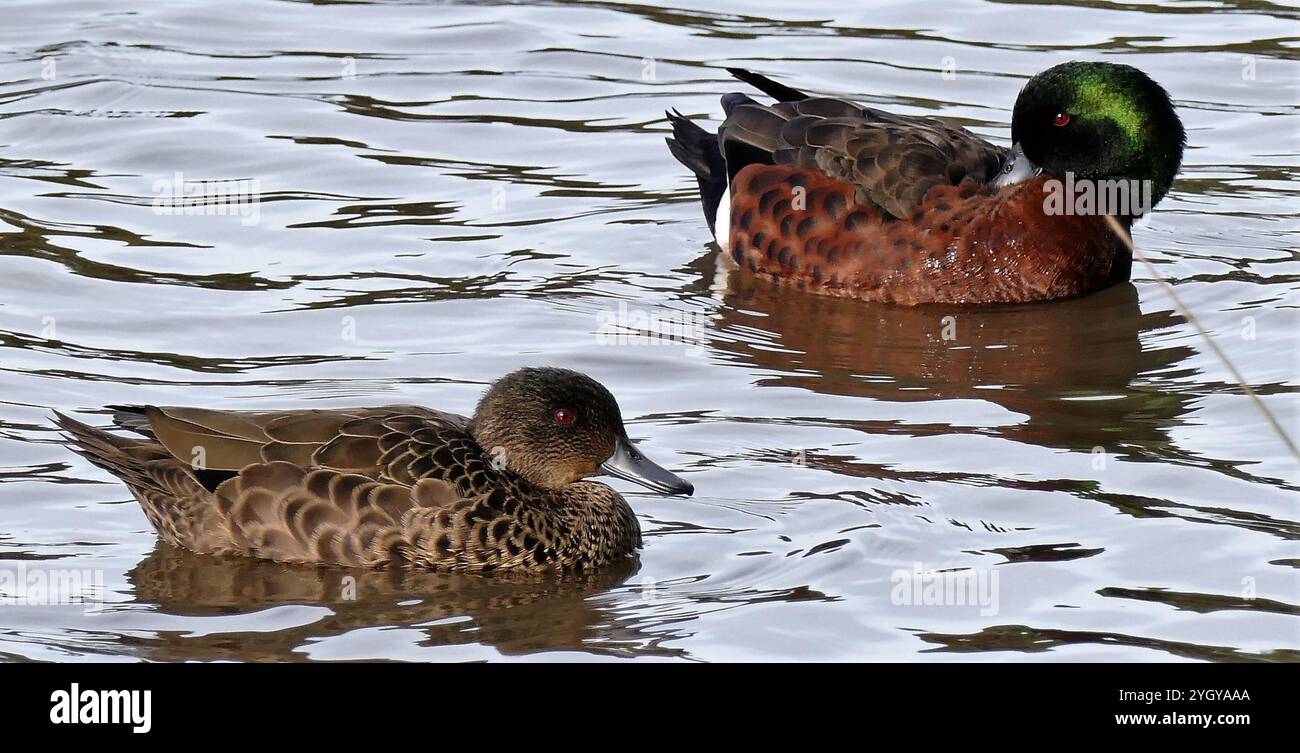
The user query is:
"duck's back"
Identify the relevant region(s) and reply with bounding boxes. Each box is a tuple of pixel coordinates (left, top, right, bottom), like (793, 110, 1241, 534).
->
(719, 93, 1005, 219)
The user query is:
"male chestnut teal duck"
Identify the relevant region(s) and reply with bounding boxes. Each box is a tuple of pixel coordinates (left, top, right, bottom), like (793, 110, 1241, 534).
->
(55, 367, 693, 573)
(666, 62, 1186, 305)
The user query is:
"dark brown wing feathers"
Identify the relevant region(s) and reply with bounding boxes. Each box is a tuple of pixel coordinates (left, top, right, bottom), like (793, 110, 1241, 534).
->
(140, 405, 464, 474)
(721, 94, 1003, 219)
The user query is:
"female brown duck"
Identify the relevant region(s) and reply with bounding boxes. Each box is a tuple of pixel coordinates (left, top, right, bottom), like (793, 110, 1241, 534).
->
(667, 62, 1186, 305)
(56, 368, 693, 573)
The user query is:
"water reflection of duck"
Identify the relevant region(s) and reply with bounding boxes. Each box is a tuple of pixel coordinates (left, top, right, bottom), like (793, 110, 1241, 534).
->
(708, 264, 1195, 454)
(123, 543, 681, 661)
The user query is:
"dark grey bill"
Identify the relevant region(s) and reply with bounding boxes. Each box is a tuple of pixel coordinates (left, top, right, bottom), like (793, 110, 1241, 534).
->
(992, 142, 1042, 188)
(600, 436, 694, 496)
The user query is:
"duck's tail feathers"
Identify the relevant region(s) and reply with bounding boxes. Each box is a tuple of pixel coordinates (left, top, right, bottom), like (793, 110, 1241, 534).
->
(726, 67, 809, 103)
(106, 404, 155, 437)
(54, 411, 221, 546)
(53, 411, 168, 489)
(665, 109, 728, 237)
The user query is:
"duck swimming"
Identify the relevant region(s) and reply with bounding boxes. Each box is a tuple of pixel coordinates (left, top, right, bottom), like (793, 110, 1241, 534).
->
(667, 62, 1185, 305)
(55, 367, 693, 573)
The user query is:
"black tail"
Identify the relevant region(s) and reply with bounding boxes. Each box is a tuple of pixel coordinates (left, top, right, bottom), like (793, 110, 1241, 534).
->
(726, 67, 809, 102)
(665, 109, 728, 237)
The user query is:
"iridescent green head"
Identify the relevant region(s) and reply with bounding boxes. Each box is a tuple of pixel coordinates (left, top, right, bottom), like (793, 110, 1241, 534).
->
(1006, 61, 1185, 210)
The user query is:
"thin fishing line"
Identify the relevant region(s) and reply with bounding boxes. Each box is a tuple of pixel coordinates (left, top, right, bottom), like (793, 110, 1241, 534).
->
(1105, 214, 1299, 462)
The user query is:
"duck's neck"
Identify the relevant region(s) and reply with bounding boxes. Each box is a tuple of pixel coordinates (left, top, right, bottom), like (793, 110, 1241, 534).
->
(467, 419, 568, 490)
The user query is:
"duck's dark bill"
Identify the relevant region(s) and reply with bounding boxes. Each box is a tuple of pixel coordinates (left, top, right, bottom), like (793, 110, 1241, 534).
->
(992, 142, 1043, 188)
(600, 437, 694, 496)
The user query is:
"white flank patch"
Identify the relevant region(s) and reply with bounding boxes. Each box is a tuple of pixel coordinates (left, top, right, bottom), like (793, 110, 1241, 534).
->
(713, 186, 731, 252)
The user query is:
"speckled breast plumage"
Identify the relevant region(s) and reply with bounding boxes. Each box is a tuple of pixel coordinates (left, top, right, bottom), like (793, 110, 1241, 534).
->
(727, 166, 1132, 305)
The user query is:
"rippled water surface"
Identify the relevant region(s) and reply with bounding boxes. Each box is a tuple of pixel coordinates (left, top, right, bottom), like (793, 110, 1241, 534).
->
(1, 0, 1297, 661)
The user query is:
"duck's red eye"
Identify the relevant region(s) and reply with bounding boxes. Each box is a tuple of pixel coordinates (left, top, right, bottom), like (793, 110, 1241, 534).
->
(1053, 112, 1070, 127)
(553, 408, 576, 425)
